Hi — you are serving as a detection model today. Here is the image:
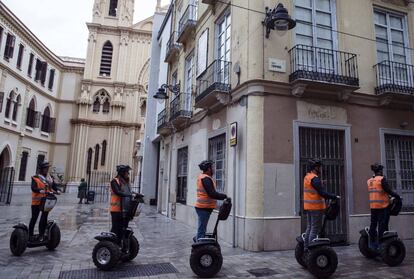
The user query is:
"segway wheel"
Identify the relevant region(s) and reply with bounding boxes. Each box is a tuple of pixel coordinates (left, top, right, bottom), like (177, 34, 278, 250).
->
(306, 246, 338, 279)
(294, 242, 307, 268)
(358, 235, 377, 259)
(10, 228, 28, 256)
(92, 241, 121, 270)
(381, 238, 406, 267)
(46, 224, 61, 250)
(122, 235, 140, 262)
(190, 245, 223, 278)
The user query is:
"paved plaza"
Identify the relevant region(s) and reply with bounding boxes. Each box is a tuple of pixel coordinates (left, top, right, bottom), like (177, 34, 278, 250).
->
(0, 193, 413, 279)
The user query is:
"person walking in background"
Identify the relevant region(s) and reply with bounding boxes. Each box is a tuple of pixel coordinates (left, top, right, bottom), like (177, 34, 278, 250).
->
(78, 178, 88, 204)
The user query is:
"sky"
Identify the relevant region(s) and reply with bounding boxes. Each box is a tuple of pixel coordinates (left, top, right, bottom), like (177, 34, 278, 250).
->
(2, 0, 170, 58)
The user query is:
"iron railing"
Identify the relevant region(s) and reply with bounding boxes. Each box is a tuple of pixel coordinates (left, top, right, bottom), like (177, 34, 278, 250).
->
(0, 167, 14, 204)
(289, 44, 359, 87)
(178, 4, 197, 39)
(157, 108, 168, 128)
(196, 60, 232, 102)
(374, 60, 414, 95)
(165, 32, 181, 61)
(170, 93, 192, 120)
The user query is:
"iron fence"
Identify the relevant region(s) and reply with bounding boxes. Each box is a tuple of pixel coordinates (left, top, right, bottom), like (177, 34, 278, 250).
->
(170, 93, 192, 120)
(87, 171, 111, 203)
(157, 108, 168, 128)
(196, 59, 231, 102)
(0, 167, 14, 204)
(165, 32, 181, 61)
(374, 60, 414, 95)
(178, 4, 197, 39)
(289, 44, 359, 86)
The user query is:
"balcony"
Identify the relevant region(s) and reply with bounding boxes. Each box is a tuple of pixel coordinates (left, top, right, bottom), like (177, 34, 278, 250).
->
(202, 0, 217, 4)
(177, 4, 197, 44)
(289, 45, 359, 100)
(195, 60, 231, 110)
(374, 60, 414, 103)
(157, 108, 170, 135)
(165, 32, 181, 63)
(170, 93, 192, 129)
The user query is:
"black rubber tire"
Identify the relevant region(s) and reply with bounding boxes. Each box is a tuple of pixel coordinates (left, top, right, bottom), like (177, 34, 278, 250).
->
(92, 241, 121, 271)
(358, 235, 377, 259)
(190, 245, 223, 278)
(295, 242, 307, 268)
(306, 246, 338, 279)
(381, 238, 406, 267)
(46, 225, 61, 250)
(122, 235, 140, 262)
(10, 228, 28, 256)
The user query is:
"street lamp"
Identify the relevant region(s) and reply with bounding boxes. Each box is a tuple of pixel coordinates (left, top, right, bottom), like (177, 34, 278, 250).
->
(153, 83, 180, 100)
(263, 3, 296, 38)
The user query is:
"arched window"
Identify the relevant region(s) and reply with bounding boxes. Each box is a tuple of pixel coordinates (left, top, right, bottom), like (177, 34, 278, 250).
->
(41, 106, 51, 132)
(109, 0, 118, 16)
(102, 98, 110, 113)
(99, 41, 113, 76)
(26, 98, 36, 128)
(12, 95, 20, 121)
(93, 97, 100, 112)
(101, 140, 107, 166)
(94, 144, 100, 170)
(87, 148, 93, 174)
(4, 91, 14, 119)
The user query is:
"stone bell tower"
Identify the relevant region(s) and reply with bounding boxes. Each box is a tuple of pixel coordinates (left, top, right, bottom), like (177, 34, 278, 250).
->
(92, 0, 135, 27)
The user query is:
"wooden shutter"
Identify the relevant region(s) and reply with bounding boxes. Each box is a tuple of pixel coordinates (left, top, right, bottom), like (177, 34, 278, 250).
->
(197, 29, 208, 76)
(35, 59, 42, 81)
(28, 54, 34, 76)
(17, 44, 24, 68)
(34, 111, 41, 128)
(49, 118, 56, 133)
(0, 92, 3, 113)
(48, 69, 55, 90)
(40, 62, 48, 85)
(18, 151, 29, 181)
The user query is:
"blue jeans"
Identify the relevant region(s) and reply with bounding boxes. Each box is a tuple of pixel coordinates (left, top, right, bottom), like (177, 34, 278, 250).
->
(304, 210, 324, 249)
(195, 207, 213, 240)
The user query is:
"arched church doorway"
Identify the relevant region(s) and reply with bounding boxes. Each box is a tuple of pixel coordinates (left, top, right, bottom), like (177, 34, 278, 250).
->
(0, 146, 14, 204)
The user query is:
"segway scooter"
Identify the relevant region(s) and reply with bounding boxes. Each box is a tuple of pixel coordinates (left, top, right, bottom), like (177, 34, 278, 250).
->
(92, 193, 144, 270)
(10, 192, 61, 256)
(358, 196, 406, 266)
(190, 198, 232, 278)
(295, 198, 340, 279)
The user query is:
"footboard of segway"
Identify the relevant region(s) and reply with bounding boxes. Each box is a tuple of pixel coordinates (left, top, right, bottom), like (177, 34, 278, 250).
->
(381, 231, 398, 240)
(94, 232, 119, 243)
(192, 238, 218, 248)
(308, 238, 331, 248)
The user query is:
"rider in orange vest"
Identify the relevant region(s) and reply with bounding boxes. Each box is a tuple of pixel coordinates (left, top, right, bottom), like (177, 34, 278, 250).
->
(29, 161, 58, 241)
(110, 165, 132, 245)
(194, 160, 227, 242)
(368, 163, 400, 250)
(303, 159, 338, 250)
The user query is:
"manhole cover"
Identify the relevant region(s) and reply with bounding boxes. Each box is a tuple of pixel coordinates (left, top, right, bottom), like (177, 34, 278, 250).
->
(58, 262, 178, 279)
(247, 268, 278, 277)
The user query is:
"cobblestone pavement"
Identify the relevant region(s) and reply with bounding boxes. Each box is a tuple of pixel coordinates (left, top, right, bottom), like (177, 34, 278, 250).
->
(0, 193, 413, 279)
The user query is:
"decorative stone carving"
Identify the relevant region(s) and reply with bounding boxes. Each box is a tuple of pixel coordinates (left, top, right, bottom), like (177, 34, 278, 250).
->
(121, 0, 133, 23)
(93, 0, 106, 17)
(120, 31, 129, 46)
(337, 89, 352, 102)
(292, 84, 307, 97)
(379, 95, 393, 107)
(88, 31, 97, 43)
(216, 92, 231, 105)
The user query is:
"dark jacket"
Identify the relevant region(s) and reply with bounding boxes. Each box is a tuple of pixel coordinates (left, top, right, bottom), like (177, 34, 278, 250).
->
(201, 177, 227, 200)
(310, 176, 337, 200)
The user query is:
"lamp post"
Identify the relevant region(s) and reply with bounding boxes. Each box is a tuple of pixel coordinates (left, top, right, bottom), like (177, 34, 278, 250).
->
(263, 3, 296, 38)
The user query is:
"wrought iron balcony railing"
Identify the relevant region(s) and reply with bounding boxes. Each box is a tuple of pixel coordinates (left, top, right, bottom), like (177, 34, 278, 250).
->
(178, 4, 197, 40)
(289, 44, 359, 87)
(157, 108, 168, 128)
(165, 32, 181, 62)
(374, 60, 414, 95)
(196, 59, 231, 103)
(170, 93, 192, 120)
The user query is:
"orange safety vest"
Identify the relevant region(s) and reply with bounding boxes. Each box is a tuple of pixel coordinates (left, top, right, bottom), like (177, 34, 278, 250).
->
(195, 173, 217, 209)
(32, 176, 48, 205)
(303, 172, 326, 211)
(367, 176, 389, 209)
(110, 177, 122, 212)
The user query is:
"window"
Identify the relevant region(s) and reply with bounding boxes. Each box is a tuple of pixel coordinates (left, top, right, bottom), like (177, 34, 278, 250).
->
(48, 69, 55, 90)
(18, 151, 28, 181)
(4, 91, 13, 119)
(94, 144, 100, 170)
(197, 29, 208, 76)
(12, 95, 20, 121)
(26, 99, 39, 128)
(384, 135, 414, 211)
(176, 147, 188, 204)
(40, 62, 47, 85)
(87, 148, 93, 174)
(3, 33, 15, 60)
(36, 154, 45, 174)
(28, 53, 34, 77)
(217, 11, 231, 84)
(208, 134, 226, 193)
(184, 52, 194, 111)
(101, 140, 107, 166)
(35, 59, 42, 81)
(0, 26, 3, 47)
(109, 0, 118, 16)
(99, 41, 113, 76)
(102, 98, 110, 113)
(41, 106, 53, 133)
(93, 91, 111, 113)
(93, 97, 100, 112)
(16, 44, 24, 69)
(0, 92, 3, 113)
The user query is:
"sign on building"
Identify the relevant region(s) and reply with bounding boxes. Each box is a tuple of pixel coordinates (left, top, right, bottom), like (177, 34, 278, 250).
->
(230, 122, 237, 147)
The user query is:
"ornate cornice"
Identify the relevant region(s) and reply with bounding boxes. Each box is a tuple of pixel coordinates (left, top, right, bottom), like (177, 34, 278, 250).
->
(71, 118, 141, 128)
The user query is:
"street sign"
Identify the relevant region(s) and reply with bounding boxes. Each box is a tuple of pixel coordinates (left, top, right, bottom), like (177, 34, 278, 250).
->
(230, 122, 237, 147)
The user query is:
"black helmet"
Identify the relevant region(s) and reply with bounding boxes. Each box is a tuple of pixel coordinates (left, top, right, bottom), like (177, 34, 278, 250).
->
(38, 161, 50, 169)
(199, 160, 214, 172)
(116, 165, 131, 174)
(308, 158, 322, 170)
(371, 163, 384, 173)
